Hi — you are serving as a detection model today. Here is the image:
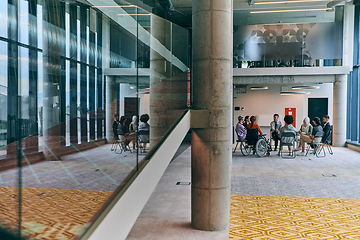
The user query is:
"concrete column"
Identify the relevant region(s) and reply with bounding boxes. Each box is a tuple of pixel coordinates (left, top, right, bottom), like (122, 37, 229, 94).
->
(105, 77, 117, 143)
(333, 75, 347, 147)
(149, 14, 172, 147)
(102, 16, 116, 143)
(191, 0, 232, 231)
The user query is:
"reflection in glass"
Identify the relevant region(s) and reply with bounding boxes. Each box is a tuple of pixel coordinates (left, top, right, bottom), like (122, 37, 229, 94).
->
(0, 41, 7, 151)
(0, 1, 191, 238)
(19, 0, 29, 45)
(0, 0, 7, 38)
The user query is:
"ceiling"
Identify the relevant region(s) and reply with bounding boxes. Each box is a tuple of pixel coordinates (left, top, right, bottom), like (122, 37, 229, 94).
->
(88, 0, 341, 28)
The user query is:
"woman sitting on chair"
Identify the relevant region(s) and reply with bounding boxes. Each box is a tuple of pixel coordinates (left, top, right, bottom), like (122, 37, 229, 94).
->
(235, 116, 247, 141)
(298, 117, 323, 155)
(296, 117, 313, 150)
(138, 114, 150, 152)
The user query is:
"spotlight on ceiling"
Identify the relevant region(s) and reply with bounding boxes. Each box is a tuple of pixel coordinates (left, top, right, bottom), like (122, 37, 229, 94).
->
(250, 86, 268, 90)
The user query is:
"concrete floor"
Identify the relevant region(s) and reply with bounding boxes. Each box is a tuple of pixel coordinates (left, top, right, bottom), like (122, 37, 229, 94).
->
(127, 144, 360, 239)
(127, 144, 229, 240)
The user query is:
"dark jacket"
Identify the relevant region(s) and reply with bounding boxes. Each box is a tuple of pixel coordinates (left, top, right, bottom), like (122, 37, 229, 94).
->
(322, 122, 332, 143)
(112, 120, 119, 138)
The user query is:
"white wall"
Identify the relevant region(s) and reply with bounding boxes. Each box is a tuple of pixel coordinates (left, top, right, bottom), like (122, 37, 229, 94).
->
(233, 83, 333, 134)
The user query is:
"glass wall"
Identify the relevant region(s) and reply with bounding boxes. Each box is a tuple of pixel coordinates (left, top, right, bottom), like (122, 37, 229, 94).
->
(0, 0, 190, 239)
(347, 5, 360, 145)
(233, 20, 343, 68)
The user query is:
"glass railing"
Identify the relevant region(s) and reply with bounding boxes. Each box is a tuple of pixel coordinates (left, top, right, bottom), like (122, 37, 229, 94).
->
(234, 59, 342, 68)
(0, 0, 190, 239)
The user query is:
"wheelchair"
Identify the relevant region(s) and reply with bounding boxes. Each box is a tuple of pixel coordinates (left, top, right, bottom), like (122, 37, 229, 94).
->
(241, 128, 271, 158)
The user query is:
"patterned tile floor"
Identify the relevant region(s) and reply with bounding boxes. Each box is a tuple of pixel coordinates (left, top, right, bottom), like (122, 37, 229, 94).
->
(230, 195, 360, 239)
(0, 187, 112, 240)
(231, 146, 360, 239)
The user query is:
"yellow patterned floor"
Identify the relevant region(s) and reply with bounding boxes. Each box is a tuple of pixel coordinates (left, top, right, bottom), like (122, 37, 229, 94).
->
(230, 195, 360, 239)
(0, 187, 112, 240)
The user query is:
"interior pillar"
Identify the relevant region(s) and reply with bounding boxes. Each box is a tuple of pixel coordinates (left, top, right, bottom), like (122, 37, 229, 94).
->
(333, 74, 347, 147)
(191, 0, 233, 231)
(105, 77, 117, 143)
(149, 14, 172, 147)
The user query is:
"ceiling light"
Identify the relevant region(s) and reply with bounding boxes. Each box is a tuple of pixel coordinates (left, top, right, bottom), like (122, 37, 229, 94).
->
(280, 91, 310, 95)
(254, 0, 328, 4)
(251, 86, 268, 90)
(92, 5, 135, 8)
(118, 13, 151, 16)
(92, 5, 147, 11)
(250, 8, 332, 13)
(292, 86, 320, 90)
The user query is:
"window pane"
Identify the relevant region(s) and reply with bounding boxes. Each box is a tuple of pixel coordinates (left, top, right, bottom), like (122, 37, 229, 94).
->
(19, 0, 29, 44)
(0, 0, 7, 37)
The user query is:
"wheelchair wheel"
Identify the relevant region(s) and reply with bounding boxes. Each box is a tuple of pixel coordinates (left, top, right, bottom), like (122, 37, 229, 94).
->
(240, 141, 251, 156)
(255, 139, 268, 158)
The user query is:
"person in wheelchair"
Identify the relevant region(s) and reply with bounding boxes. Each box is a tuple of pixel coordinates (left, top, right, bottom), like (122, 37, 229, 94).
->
(246, 116, 265, 154)
(246, 116, 263, 135)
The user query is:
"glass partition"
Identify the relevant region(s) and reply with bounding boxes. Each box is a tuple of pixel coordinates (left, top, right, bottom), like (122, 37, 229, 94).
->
(0, 0, 190, 239)
(233, 22, 343, 68)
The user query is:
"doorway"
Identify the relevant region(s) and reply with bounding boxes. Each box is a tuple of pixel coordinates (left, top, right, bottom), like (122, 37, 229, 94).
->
(124, 97, 139, 128)
(308, 98, 328, 122)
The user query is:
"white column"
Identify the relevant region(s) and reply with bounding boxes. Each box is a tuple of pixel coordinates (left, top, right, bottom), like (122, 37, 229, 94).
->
(333, 75, 347, 147)
(342, 2, 355, 68)
(332, 2, 354, 147)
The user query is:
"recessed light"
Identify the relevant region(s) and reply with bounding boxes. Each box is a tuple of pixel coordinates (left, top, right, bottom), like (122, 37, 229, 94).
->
(250, 8, 332, 13)
(250, 86, 268, 90)
(254, 0, 329, 5)
(292, 86, 320, 90)
(280, 91, 310, 95)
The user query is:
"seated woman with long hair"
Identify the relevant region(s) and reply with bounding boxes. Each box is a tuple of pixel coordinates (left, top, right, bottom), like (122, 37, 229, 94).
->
(246, 116, 263, 135)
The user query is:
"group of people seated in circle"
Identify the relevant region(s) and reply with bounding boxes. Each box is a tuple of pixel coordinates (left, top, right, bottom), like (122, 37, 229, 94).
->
(236, 113, 332, 156)
(112, 113, 150, 152)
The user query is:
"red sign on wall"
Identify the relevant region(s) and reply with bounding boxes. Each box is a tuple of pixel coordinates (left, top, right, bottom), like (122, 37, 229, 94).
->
(285, 108, 296, 128)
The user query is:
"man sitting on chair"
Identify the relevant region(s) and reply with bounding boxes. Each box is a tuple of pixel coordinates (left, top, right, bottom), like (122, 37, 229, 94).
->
(322, 115, 332, 144)
(118, 116, 136, 150)
(270, 113, 282, 151)
(112, 113, 119, 140)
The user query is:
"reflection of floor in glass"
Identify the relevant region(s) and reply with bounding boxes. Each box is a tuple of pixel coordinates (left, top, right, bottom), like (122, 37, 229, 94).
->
(0, 144, 142, 239)
(0, 186, 112, 239)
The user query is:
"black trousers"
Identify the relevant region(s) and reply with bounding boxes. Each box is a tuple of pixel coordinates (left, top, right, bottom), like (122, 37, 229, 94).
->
(272, 132, 280, 148)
